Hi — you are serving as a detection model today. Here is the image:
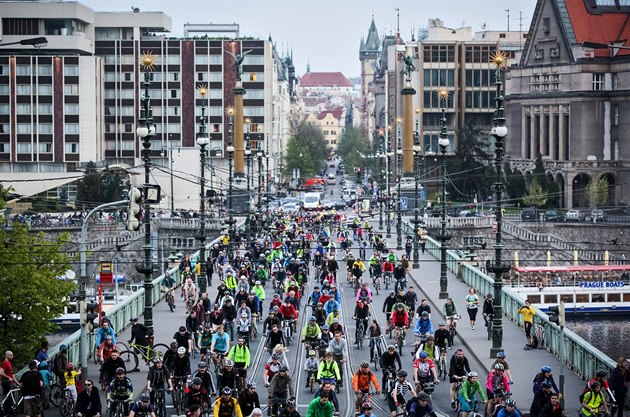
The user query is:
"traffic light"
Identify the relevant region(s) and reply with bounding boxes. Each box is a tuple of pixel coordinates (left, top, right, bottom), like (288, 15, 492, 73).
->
(127, 186, 143, 231)
(548, 302, 565, 327)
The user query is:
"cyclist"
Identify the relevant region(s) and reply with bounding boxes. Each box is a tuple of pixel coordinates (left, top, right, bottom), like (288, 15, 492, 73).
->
(128, 393, 155, 417)
(209, 305, 225, 331)
(263, 310, 282, 335)
(97, 335, 119, 364)
(191, 362, 216, 398)
(172, 347, 192, 390)
(221, 298, 238, 340)
(491, 353, 513, 385)
(263, 354, 282, 387)
(391, 303, 410, 346)
(317, 325, 333, 359)
(393, 263, 406, 293)
(379, 345, 402, 390)
(147, 358, 173, 406)
(409, 392, 438, 417)
(238, 381, 260, 417)
(482, 294, 494, 327)
(443, 298, 458, 332)
(415, 335, 440, 361)
(184, 377, 210, 413)
(327, 331, 347, 386)
(413, 312, 433, 341)
(265, 324, 286, 352)
(279, 399, 299, 417)
(227, 337, 251, 386)
(580, 381, 609, 417)
(388, 370, 416, 417)
(434, 322, 450, 351)
(317, 352, 341, 386)
(382, 291, 397, 334)
(267, 365, 295, 417)
(366, 320, 382, 363)
(211, 325, 231, 363)
(358, 401, 374, 417)
(304, 350, 320, 389)
(217, 360, 238, 391)
(532, 366, 559, 395)
(199, 323, 214, 362)
(530, 382, 553, 417)
(458, 372, 487, 417)
(279, 299, 299, 333)
(163, 342, 179, 371)
(352, 258, 366, 283)
(108, 367, 133, 416)
(235, 313, 253, 346)
(497, 399, 521, 417)
(582, 370, 616, 404)
(353, 298, 370, 343)
(173, 326, 194, 354)
(352, 361, 381, 414)
(355, 283, 373, 303)
(539, 392, 563, 417)
(95, 320, 116, 348)
(382, 259, 394, 286)
(100, 349, 125, 391)
(486, 363, 510, 417)
(449, 349, 471, 409)
(413, 351, 439, 388)
(305, 393, 333, 417)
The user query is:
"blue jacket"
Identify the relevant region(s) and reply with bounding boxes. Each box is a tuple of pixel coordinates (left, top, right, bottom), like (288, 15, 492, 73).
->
(95, 326, 116, 346)
(414, 318, 433, 336)
(324, 300, 341, 316)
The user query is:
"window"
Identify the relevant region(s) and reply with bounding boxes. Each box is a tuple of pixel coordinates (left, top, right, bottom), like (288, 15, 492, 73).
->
(0, 65, 7, 75)
(209, 107, 223, 116)
(0, 143, 9, 153)
(246, 89, 264, 99)
(65, 143, 79, 153)
(243, 55, 264, 65)
(124, 73, 131, 81)
(16, 104, 31, 114)
(120, 89, 134, 99)
(17, 84, 32, 95)
(209, 90, 222, 99)
(16, 65, 31, 76)
(38, 65, 52, 76)
(170, 90, 179, 98)
(167, 72, 179, 82)
(167, 124, 181, 133)
(244, 106, 264, 117)
(0, 124, 9, 134)
(17, 124, 32, 134)
(209, 72, 222, 82)
(17, 143, 32, 153)
(151, 72, 162, 82)
(120, 106, 134, 116)
(64, 65, 79, 76)
(150, 89, 163, 99)
(38, 142, 52, 153)
(543, 17, 551, 34)
(167, 107, 179, 116)
(64, 84, 79, 95)
(0, 85, 8, 95)
(124, 124, 132, 133)
(104, 90, 116, 99)
(592, 73, 605, 91)
(613, 73, 619, 90)
(0, 104, 8, 115)
(166, 55, 180, 65)
(195, 55, 209, 65)
(65, 123, 79, 134)
(614, 104, 620, 126)
(64, 103, 79, 114)
(38, 84, 53, 95)
(38, 123, 53, 134)
(198, 73, 207, 81)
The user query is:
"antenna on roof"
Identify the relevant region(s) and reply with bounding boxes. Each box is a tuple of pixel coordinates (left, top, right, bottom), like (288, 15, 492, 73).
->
(395, 8, 400, 33)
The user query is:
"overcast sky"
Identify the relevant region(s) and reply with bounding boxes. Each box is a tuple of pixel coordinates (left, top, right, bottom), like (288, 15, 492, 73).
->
(81, 0, 537, 78)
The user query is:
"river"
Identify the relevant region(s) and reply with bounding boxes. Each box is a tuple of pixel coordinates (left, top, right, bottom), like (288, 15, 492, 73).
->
(567, 317, 630, 362)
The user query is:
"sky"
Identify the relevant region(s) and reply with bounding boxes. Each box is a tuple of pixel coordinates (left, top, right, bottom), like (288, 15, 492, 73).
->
(81, 0, 537, 78)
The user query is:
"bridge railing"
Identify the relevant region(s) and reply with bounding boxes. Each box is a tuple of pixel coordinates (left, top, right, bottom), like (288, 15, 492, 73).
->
(402, 215, 495, 229)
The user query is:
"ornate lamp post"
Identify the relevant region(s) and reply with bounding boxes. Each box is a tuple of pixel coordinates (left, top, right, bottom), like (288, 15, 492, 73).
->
(196, 86, 209, 293)
(412, 109, 421, 269)
(245, 118, 252, 193)
(386, 127, 393, 238)
(257, 148, 264, 209)
(136, 51, 157, 331)
(378, 131, 385, 230)
(488, 51, 511, 357)
(437, 89, 452, 299)
(226, 106, 236, 262)
(396, 118, 403, 251)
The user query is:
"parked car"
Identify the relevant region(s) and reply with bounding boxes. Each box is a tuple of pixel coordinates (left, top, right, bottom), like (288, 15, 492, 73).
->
(590, 209, 607, 222)
(565, 209, 583, 221)
(544, 210, 560, 222)
(520, 207, 537, 221)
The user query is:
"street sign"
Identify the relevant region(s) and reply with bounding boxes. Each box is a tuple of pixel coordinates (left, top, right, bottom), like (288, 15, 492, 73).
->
(400, 197, 409, 211)
(419, 190, 426, 201)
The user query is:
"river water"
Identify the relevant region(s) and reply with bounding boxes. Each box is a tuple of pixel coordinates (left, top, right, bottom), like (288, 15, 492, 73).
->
(567, 317, 630, 361)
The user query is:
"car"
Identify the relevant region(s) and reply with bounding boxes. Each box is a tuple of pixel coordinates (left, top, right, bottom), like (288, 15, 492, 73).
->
(521, 207, 537, 221)
(565, 209, 583, 221)
(281, 202, 299, 213)
(544, 210, 559, 222)
(590, 209, 607, 222)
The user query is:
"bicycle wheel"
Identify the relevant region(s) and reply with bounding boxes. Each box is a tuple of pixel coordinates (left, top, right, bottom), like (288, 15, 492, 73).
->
(397, 333, 404, 356)
(50, 383, 63, 407)
(116, 341, 129, 352)
(119, 349, 139, 372)
(152, 343, 170, 360)
(59, 396, 73, 417)
(93, 344, 100, 364)
(487, 321, 493, 341)
(173, 389, 181, 416)
(356, 325, 364, 349)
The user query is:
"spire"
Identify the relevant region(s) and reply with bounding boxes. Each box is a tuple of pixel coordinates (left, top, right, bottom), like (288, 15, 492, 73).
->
(306, 58, 311, 73)
(364, 16, 380, 52)
(268, 32, 273, 43)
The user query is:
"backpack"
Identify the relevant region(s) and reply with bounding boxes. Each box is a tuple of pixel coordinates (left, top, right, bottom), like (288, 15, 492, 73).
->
(531, 334, 539, 349)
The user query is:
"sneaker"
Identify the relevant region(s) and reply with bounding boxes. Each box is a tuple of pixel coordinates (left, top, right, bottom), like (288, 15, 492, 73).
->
(451, 401, 456, 409)
(471, 326, 474, 330)
(402, 340, 406, 346)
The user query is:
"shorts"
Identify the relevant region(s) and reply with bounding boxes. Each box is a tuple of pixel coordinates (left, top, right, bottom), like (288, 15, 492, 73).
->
(458, 395, 476, 412)
(24, 397, 43, 416)
(524, 322, 533, 338)
(486, 388, 495, 400)
(387, 393, 405, 412)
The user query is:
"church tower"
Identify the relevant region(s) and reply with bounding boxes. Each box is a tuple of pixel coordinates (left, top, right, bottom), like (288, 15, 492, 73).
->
(359, 16, 380, 133)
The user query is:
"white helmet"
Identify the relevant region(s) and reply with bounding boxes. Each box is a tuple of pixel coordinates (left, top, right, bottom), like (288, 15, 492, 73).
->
(177, 347, 186, 355)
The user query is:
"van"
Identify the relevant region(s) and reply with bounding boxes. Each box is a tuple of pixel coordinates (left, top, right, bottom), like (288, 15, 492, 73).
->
(303, 192, 322, 210)
(342, 188, 356, 204)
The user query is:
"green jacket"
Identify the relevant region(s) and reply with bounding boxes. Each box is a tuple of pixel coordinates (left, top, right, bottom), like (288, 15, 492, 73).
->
(459, 380, 487, 402)
(253, 285, 266, 301)
(305, 397, 334, 417)
(227, 344, 250, 367)
(301, 323, 321, 339)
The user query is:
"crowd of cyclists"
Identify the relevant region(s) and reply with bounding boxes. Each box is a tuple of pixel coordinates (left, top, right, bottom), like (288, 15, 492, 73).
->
(4, 205, 629, 417)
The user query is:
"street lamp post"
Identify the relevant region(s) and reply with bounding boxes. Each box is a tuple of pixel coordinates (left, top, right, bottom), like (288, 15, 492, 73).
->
(257, 149, 264, 209)
(136, 51, 158, 331)
(412, 109, 421, 269)
(378, 132, 385, 230)
(245, 119, 252, 193)
(265, 131, 271, 196)
(0, 36, 48, 48)
(396, 118, 403, 251)
(437, 89, 452, 299)
(226, 107, 236, 262)
(196, 86, 210, 293)
(488, 51, 511, 357)
(386, 129, 393, 238)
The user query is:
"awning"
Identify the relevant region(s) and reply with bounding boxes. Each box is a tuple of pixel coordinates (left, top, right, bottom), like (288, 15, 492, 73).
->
(0, 172, 82, 201)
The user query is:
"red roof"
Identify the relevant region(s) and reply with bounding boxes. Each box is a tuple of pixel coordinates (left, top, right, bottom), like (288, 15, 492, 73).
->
(316, 108, 343, 120)
(565, 1, 630, 57)
(300, 72, 353, 88)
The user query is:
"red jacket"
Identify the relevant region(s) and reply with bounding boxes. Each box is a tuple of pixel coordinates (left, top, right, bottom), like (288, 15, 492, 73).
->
(391, 310, 409, 327)
(279, 304, 298, 320)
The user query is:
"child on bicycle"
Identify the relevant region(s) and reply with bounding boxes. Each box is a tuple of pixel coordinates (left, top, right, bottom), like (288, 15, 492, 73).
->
(303, 350, 319, 389)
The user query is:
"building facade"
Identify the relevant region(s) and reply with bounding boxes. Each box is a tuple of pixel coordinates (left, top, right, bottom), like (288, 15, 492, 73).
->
(306, 108, 345, 150)
(505, 0, 630, 207)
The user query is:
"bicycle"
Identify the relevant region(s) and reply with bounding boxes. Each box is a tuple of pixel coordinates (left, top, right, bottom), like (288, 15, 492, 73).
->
(166, 290, 176, 312)
(369, 337, 384, 370)
(108, 398, 131, 417)
(372, 274, 381, 295)
(153, 388, 167, 417)
(383, 271, 392, 290)
(486, 314, 494, 341)
(395, 326, 406, 356)
(282, 319, 295, 345)
(307, 366, 318, 393)
(49, 382, 65, 407)
(382, 367, 396, 400)
(171, 376, 187, 416)
(445, 315, 460, 342)
(0, 387, 23, 417)
(57, 387, 75, 417)
(457, 399, 483, 417)
(453, 377, 465, 413)
(119, 342, 169, 372)
(355, 318, 367, 349)
(436, 348, 448, 381)
(223, 320, 235, 341)
(487, 389, 511, 417)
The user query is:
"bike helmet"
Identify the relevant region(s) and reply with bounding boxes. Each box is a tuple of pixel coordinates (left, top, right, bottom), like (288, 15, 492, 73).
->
(153, 357, 163, 364)
(419, 351, 429, 359)
(308, 350, 316, 356)
(438, 322, 446, 327)
(387, 344, 395, 350)
(397, 370, 408, 377)
(541, 365, 552, 373)
(421, 311, 429, 317)
(595, 370, 606, 378)
(271, 354, 280, 360)
(140, 393, 150, 402)
(286, 399, 296, 408)
(362, 402, 373, 410)
(246, 381, 256, 389)
(222, 387, 232, 396)
(224, 359, 234, 367)
(177, 347, 186, 355)
(198, 362, 208, 369)
(390, 291, 395, 295)
(360, 361, 369, 368)
(467, 372, 478, 379)
(322, 325, 329, 330)
(396, 303, 405, 308)
(279, 365, 288, 372)
(65, 362, 73, 370)
(497, 352, 506, 359)
(241, 312, 248, 317)
(418, 392, 431, 401)
(309, 316, 316, 321)
(59, 344, 68, 352)
(591, 381, 602, 389)
(505, 400, 516, 407)
(170, 341, 178, 348)
(116, 367, 126, 375)
(105, 335, 113, 341)
(541, 382, 552, 389)
(494, 363, 505, 371)
(192, 377, 202, 385)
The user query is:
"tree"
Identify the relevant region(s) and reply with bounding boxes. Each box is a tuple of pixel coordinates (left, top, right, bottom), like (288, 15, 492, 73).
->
(522, 179, 548, 208)
(532, 154, 559, 207)
(283, 114, 328, 180)
(0, 185, 74, 367)
(446, 121, 491, 201)
(336, 126, 373, 172)
(76, 161, 102, 209)
(504, 162, 527, 205)
(585, 176, 609, 208)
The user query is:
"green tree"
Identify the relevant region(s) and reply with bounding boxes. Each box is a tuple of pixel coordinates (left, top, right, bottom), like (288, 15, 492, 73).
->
(76, 161, 102, 209)
(283, 114, 328, 180)
(522, 179, 548, 208)
(336, 126, 373, 172)
(101, 168, 127, 202)
(504, 162, 527, 205)
(0, 186, 74, 367)
(585, 176, 609, 208)
(447, 121, 491, 201)
(532, 154, 559, 207)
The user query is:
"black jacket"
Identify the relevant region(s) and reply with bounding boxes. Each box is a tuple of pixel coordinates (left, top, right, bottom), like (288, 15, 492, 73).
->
(448, 356, 470, 378)
(76, 387, 102, 417)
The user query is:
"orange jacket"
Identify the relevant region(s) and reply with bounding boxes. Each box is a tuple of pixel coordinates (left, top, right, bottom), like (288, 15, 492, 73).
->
(352, 369, 380, 392)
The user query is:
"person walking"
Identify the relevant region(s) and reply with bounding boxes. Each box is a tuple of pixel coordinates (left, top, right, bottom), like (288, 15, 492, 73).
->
(464, 288, 479, 330)
(609, 356, 629, 417)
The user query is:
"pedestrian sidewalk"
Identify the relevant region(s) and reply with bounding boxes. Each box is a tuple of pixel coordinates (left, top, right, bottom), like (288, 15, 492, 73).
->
(377, 227, 585, 414)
